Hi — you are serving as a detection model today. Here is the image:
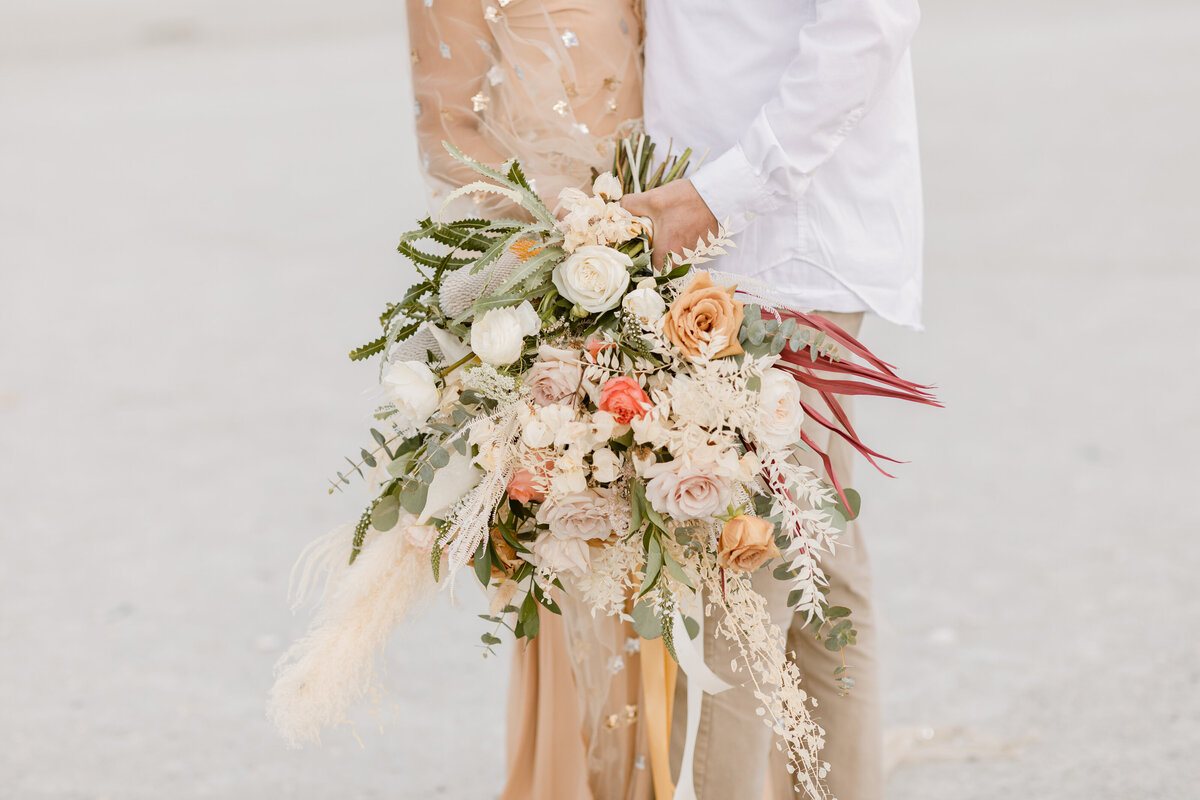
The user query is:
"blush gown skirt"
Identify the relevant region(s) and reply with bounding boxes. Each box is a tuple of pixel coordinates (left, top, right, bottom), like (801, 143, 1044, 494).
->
(500, 593, 653, 800)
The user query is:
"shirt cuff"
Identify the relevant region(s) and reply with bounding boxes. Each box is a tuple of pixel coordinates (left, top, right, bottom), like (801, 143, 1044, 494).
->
(689, 144, 774, 236)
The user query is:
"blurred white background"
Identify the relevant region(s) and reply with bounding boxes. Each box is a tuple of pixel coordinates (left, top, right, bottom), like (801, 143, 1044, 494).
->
(2, 1, 1198, 798)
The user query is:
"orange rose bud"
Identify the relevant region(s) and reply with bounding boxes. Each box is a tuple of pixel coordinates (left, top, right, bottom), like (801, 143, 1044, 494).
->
(717, 515, 781, 572)
(597, 376, 653, 425)
(662, 271, 745, 359)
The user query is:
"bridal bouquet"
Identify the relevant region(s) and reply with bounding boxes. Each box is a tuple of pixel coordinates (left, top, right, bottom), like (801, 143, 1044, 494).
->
(270, 137, 935, 796)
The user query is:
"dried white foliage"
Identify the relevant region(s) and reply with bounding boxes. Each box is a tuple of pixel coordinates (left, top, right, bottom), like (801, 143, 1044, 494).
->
(701, 556, 831, 800)
(268, 527, 436, 747)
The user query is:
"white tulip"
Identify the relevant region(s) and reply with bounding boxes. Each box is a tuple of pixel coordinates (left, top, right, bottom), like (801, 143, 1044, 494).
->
(756, 369, 806, 451)
(470, 301, 541, 365)
(381, 361, 441, 432)
(551, 245, 632, 313)
(591, 447, 622, 483)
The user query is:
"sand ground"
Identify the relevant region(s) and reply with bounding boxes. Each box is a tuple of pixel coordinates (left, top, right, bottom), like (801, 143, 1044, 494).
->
(2, 1, 1198, 798)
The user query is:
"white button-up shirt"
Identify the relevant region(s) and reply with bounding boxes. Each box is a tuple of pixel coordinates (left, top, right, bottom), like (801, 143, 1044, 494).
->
(644, 0, 925, 329)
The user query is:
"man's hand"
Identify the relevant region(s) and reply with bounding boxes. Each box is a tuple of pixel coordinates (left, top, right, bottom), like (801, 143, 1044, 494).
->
(621, 179, 719, 273)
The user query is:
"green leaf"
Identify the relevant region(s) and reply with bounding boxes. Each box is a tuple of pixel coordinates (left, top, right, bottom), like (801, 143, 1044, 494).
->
(662, 551, 694, 590)
(787, 589, 804, 608)
(638, 537, 663, 598)
(836, 487, 862, 520)
(473, 536, 492, 588)
(398, 482, 429, 515)
(349, 335, 387, 362)
(370, 495, 400, 531)
(385, 454, 413, 478)
(826, 606, 852, 620)
(370, 428, 386, 446)
(631, 600, 663, 640)
(480, 633, 502, 646)
(429, 446, 450, 469)
(682, 615, 700, 640)
(518, 590, 540, 639)
(746, 319, 767, 346)
(824, 636, 843, 652)
(360, 448, 377, 468)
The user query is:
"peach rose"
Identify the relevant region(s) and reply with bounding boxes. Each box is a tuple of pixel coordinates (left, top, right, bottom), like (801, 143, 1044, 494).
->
(662, 271, 745, 359)
(507, 469, 547, 504)
(597, 376, 652, 425)
(717, 515, 781, 572)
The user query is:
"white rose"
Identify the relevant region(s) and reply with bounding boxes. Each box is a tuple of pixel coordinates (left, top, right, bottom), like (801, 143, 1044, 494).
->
(642, 458, 733, 521)
(552, 245, 632, 313)
(621, 283, 666, 325)
(756, 369, 806, 451)
(470, 301, 540, 365)
(591, 447, 622, 483)
(592, 172, 624, 201)
(381, 361, 441, 431)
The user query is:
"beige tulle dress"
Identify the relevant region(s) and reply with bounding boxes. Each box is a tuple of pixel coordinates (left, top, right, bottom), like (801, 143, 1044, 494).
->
(406, 2, 652, 798)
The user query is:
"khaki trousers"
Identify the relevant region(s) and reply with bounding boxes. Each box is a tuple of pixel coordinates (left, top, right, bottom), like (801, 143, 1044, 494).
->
(670, 311, 883, 800)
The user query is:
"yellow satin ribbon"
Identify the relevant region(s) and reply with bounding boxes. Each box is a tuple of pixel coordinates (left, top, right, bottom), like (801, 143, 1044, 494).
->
(640, 636, 679, 799)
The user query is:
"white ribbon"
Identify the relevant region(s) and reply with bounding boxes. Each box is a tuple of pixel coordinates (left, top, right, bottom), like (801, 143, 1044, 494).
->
(671, 606, 733, 800)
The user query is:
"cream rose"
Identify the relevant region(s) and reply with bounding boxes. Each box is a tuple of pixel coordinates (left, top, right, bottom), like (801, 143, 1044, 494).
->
(535, 487, 616, 541)
(381, 361, 440, 431)
(642, 458, 733, 521)
(756, 369, 805, 450)
(530, 532, 592, 576)
(470, 301, 540, 366)
(552, 245, 632, 313)
(525, 345, 583, 406)
(717, 515, 781, 572)
(622, 278, 667, 325)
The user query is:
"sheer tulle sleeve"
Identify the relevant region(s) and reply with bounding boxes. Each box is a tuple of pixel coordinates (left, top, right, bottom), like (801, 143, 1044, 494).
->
(406, 0, 644, 219)
(407, 0, 510, 201)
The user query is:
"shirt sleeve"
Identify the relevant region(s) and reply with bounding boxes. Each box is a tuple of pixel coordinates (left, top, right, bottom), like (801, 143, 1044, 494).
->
(689, 0, 921, 234)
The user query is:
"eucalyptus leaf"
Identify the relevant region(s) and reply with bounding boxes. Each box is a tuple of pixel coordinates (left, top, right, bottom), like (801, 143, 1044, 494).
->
(429, 446, 451, 469)
(631, 600, 663, 640)
(399, 482, 429, 515)
(370, 495, 400, 531)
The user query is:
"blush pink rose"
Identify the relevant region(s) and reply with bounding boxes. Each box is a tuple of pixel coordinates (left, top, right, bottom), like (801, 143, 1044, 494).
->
(507, 470, 547, 504)
(525, 345, 583, 406)
(597, 376, 652, 425)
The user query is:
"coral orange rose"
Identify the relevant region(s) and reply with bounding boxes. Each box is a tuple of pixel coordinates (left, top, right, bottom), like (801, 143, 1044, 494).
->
(597, 376, 652, 425)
